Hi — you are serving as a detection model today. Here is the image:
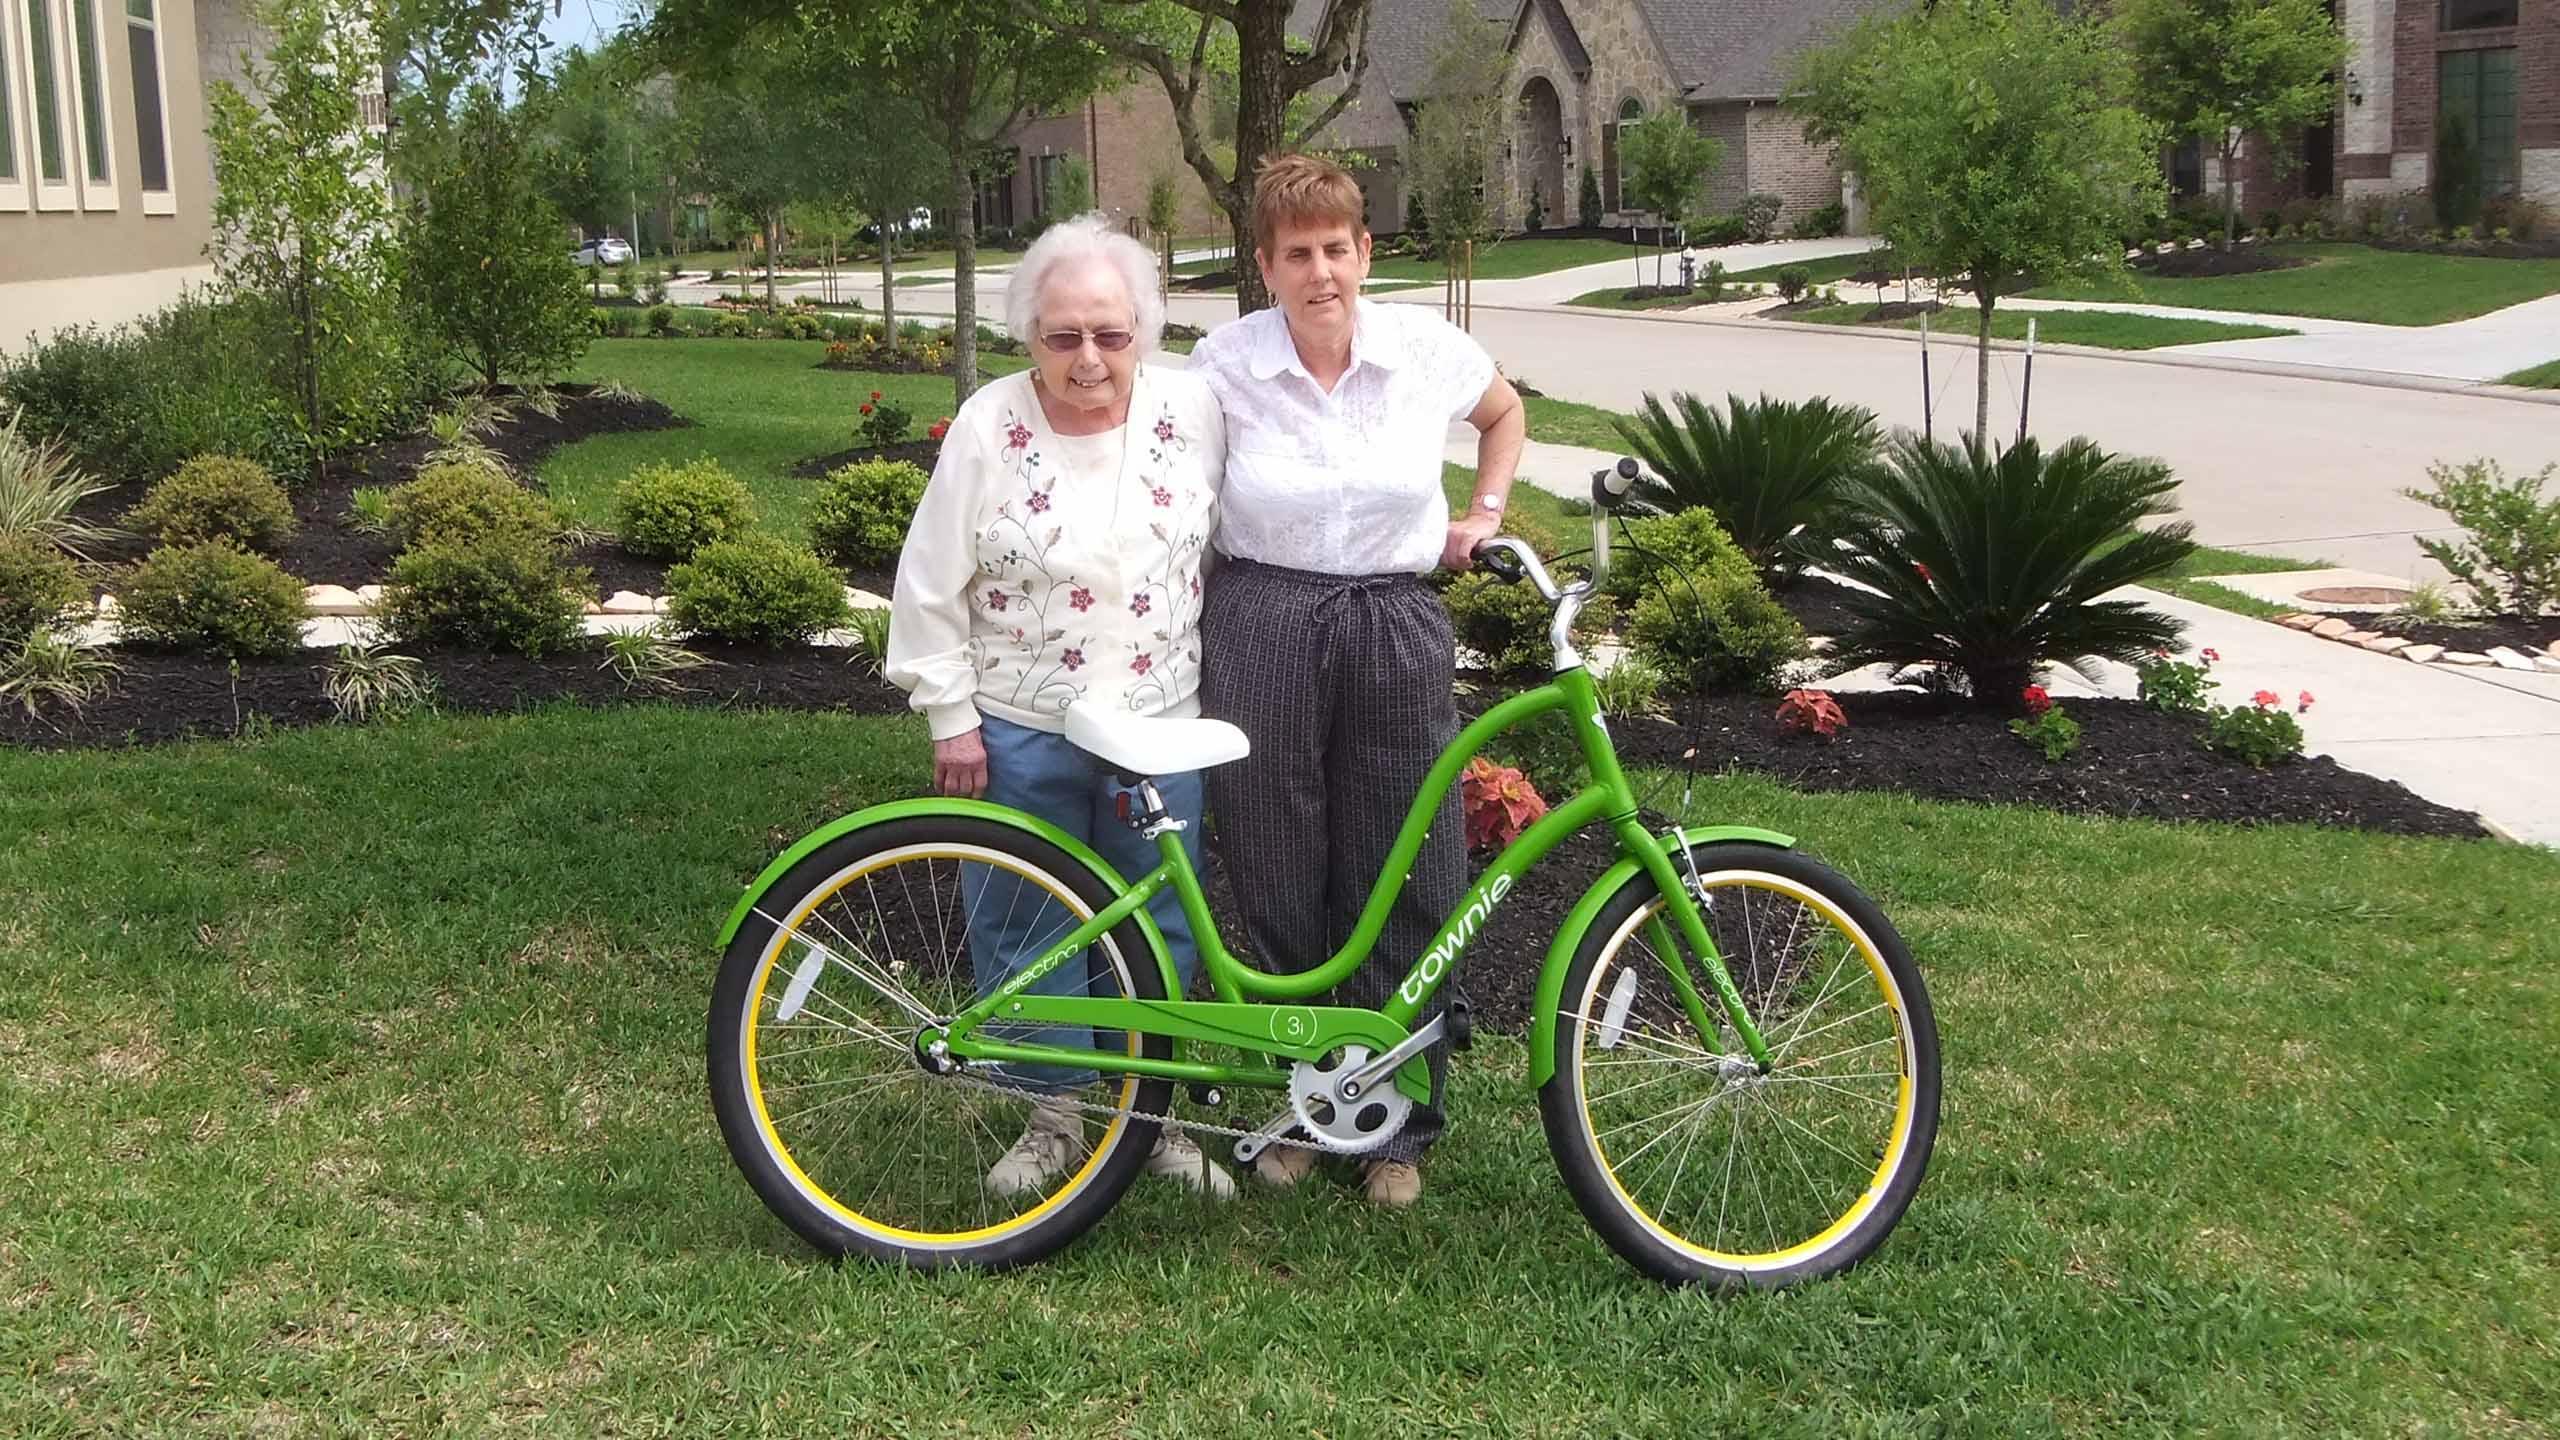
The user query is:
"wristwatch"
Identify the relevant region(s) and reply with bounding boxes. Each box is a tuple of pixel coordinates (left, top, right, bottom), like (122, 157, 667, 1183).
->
(1474, 492, 1505, 515)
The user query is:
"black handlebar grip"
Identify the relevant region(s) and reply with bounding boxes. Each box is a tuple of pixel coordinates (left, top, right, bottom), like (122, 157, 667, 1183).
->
(1592, 456, 1641, 510)
(1474, 542, 1528, 583)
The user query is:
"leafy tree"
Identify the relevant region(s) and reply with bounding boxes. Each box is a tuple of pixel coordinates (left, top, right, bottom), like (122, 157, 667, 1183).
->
(829, 82, 940, 336)
(205, 0, 411, 482)
(1405, 0, 1512, 323)
(1046, 155, 1097, 218)
(1794, 0, 2164, 440)
(650, 0, 1110, 405)
(404, 85, 592, 389)
(1022, 0, 1378, 314)
(2113, 0, 2347, 249)
(1145, 167, 1184, 293)
(1619, 108, 1723, 288)
(536, 41, 676, 249)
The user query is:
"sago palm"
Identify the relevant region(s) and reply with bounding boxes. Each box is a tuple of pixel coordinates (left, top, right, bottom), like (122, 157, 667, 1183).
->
(1826, 433, 2195, 711)
(1611, 391, 1881, 586)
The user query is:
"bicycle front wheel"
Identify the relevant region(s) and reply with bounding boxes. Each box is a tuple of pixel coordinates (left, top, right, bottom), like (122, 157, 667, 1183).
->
(1539, 843, 1939, 1289)
(708, 813, 1173, 1270)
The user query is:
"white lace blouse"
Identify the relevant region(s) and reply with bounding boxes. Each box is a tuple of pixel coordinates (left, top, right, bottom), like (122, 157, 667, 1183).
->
(886, 366, 1227, 740)
(1186, 299, 1496, 576)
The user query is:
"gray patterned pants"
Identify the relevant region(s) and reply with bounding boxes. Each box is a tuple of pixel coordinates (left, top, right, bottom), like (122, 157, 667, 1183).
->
(1200, 558, 1464, 1165)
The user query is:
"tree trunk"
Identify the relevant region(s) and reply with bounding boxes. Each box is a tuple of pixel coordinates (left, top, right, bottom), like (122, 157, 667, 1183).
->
(947, 144, 981, 407)
(1974, 288, 1995, 444)
(879, 223, 897, 339)
(764, 212, 780, 308)
(2220, 138, 2238, 252)
(1228, 0, 1290, 315)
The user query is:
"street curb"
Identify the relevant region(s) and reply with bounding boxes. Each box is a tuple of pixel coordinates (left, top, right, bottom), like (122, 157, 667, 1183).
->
(1453, 298, 2560, 407)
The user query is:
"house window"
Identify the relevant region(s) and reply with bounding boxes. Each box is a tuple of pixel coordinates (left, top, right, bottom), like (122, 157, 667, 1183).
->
(1029, 153, 1063, 217)
(2169, 136, 2202, 197)
(2439, 0, 2516, 29)
(65, 0, 116, 209)
(124, 0, 171, 212)
(0, 0, 26, 208)
(16, 0, 77, 209)
(2439, 47, 2519, 198)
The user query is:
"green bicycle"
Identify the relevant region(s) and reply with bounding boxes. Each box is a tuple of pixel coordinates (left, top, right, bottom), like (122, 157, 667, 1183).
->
(708, 460, 1941, 1289)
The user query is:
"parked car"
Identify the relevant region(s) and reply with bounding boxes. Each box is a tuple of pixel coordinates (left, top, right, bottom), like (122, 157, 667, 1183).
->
(572, 237, 635, 267)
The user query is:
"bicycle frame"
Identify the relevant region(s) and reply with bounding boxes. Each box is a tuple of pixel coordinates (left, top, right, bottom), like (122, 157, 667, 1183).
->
(938, 663, 1778, 1099)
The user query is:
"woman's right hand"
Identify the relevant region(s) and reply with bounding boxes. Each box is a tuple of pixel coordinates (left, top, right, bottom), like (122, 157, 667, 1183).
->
(933, 730, 990, 798)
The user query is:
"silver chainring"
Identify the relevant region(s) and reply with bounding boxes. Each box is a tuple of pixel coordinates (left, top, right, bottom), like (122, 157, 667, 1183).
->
(1288, 1046, 1413, 1155)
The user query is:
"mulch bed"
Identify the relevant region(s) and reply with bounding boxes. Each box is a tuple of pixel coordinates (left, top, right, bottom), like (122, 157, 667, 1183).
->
(788, 439, 943, 479)
(0, 643, 908, 752)
(2132, 246, 2312, 279)
(2314, 610, 2559, 656)
(1172, 270, 1237, 291)
(72, 384, 691, 599)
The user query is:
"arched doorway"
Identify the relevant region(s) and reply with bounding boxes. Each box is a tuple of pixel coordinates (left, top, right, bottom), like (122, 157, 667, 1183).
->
(1519, 77, 1566, 231)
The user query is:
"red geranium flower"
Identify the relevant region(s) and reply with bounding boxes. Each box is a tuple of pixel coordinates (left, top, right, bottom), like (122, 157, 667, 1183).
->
(2297, 690, 2315, 712)
(859, 403, 873, 415)
(2201, 647, 2220, 663)
(2020, 684, 2052, 718)
(2252, 689, 2281, 708)
(869, 390, 883, 401)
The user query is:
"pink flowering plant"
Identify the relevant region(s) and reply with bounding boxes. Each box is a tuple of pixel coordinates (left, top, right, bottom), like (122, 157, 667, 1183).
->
(2135, 646, 2216, 715)
(2007, 684, 2082, 760)
(2203, 687, 2310, 767)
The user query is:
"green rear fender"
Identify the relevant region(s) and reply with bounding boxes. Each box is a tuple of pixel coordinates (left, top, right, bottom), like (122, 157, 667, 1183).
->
(714, 798, 1183, 998)
(1527, 825, 1794, 1087)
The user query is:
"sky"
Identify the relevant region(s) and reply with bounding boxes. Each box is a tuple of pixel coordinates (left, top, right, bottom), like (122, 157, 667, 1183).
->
(536, 0, 637, 58)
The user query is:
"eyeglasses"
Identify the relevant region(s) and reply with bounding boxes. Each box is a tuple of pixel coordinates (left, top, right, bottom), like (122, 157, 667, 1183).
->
(1039, 328, 1135, 353)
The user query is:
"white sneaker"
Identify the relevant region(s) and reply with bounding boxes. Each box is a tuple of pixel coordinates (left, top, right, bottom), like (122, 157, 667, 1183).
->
(985, 1097, 1088, 1197)
(1145, 1124, 1237, 1199)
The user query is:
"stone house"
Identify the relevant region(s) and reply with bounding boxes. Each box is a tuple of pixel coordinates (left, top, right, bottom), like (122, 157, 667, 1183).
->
(1, 0, 386, 354)
(988, 0, 1889, 245)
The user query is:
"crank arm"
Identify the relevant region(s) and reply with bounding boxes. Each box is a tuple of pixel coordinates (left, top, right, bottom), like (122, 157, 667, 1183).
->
(1334, 1014, 1446, 1105)
(1230, 1104, 1304, 1165)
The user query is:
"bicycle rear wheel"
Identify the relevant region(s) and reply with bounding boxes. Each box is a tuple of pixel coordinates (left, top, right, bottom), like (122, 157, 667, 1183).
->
(1539, 844, 1939, 1289)
(708, 813, 1173, 1269)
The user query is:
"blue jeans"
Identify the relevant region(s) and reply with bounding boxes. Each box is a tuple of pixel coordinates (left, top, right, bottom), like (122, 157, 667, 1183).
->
(962, 714, 1207, 1091)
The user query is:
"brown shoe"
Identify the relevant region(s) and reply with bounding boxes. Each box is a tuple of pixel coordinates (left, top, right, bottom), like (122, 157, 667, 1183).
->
(1362, 1160, 1422, 1208)
(1253, 1143, 1320, 1188)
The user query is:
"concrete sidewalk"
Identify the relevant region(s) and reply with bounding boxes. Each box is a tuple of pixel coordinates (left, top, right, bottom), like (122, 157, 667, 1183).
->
(2167, 291, 2560, 383)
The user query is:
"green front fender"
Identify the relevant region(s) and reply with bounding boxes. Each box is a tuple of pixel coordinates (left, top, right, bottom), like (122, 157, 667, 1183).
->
(1527, 825, 1794, 1088)
(714, 798, 1183, 998)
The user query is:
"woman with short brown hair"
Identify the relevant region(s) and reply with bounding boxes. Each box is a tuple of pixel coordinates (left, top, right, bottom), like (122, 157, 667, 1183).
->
(1189, 152, 1527, 1208)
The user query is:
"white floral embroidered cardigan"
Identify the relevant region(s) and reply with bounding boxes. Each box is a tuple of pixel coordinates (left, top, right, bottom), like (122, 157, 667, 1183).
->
(886, 365, 1227, 741)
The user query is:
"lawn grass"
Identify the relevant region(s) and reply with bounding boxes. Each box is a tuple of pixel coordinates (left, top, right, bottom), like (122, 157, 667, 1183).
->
(1794, 303, 2296, 350)
(1521, 393, 1637, 453)
(3, 705, 2554, 1433)
(1722, 248, 1895, 286)
(2024, 242, 2560, 325)
(1561, 285, 1746, 313)
(2499, 358, 2560, 389)
(549, 339, 1031, 536)
(2142, 543, 2336, 619)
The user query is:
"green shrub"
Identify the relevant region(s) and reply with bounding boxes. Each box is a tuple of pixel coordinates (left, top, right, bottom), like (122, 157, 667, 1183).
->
(1445, 571, 1570, 679)
(1627, 571, 1806, 695)
(667, 534, 851, 646)
(2401, 458, 2560, 617)
(0, 290, 315, 483)
(2203, 696, 2306, 767)
(1613, 392, 1880, 586)
(377, 529, 589, 656)
(808, 460, 927, 570)
(123, 454, 298, 552)
(1606, 507, 1754, 604)
(1775, 266, 1812, 303)
(1825, 434, 2194, 710)
(714, 313, 754, 338)
(0, 535, 86, 646)
(615, 458, 757, 561)
(116, 540, 309, 657)
(387, 461, 558, 550)
(646, 305, 676, 336)
(1741, 193, 1784, 242)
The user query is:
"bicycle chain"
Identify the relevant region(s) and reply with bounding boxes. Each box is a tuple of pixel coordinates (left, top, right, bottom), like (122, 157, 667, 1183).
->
(935, 1065, 1344, 1154)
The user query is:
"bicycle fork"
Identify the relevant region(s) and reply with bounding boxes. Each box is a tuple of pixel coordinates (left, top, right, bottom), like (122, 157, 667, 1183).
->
(1618, 825, 1776, 1071)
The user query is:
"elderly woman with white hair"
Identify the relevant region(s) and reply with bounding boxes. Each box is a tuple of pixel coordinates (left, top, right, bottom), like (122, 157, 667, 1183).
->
(886, 213, 1232, 1200)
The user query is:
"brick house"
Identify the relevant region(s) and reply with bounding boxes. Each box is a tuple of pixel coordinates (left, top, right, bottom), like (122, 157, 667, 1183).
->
(2178, 0, 2557, 215)
(984, 0, 1888, 243)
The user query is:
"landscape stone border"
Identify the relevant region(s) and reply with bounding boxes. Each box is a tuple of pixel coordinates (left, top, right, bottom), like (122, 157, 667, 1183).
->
(2274, 612, 2560, 673)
